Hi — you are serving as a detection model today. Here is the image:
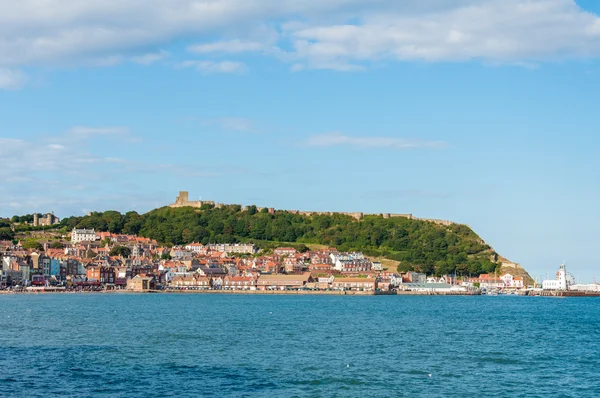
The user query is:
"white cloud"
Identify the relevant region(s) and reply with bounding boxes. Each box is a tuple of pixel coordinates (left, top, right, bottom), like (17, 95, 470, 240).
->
(189, 40, 265, 54)
(288, 0, 600, 69)
(0, 126, 240, 217)
(183, 116, 256, 132)
(67, 126, 129, 137)
(305, 132, 446, 150)
(0, 0, 598, 71)
(216, 118, 254, 132)
(0, 137, 125, 200)
(179, 60, 247, 74)
(0, 68, 27, 90)
(0, 126, 219, 214)
(65, 126, 142, 142)
(131, 50, 169, 65)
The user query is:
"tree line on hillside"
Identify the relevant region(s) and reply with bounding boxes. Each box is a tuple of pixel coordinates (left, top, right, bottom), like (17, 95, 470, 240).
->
(0, 218, 14, 241)
(10, 214, 42, 224)
(57, 205, 500, 276)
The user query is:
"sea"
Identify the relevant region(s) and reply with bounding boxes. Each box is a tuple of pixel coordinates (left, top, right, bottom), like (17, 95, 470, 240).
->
(0, 294, 599, 397)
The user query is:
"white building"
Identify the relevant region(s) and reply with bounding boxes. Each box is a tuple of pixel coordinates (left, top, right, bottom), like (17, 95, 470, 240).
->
(184, 243, 204, 253)
(500, 273, 524, 289)
(542, 264, 569, 291)
(71, 228, 98, 244)
(206, 243, 257, 254)
(570, 283, 600, 292)
(329, 252, 371, 272)
(329, 252, 365, 264)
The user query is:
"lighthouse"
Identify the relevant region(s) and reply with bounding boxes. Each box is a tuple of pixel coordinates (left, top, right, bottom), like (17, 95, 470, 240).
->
(542, 264, 569, 291)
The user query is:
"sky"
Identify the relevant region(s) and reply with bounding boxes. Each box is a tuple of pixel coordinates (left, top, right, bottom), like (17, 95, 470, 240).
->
(0, 0, 599, 281)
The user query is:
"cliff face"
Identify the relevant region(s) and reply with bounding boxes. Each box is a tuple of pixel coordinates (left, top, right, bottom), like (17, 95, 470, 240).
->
(497, 258, 534, 286)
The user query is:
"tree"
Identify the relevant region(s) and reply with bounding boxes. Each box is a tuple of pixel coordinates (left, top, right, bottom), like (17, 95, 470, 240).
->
(109, 246, 131, 258)
(296, 244, 310, 253)
(161, 252, 172, 260)
(57, 205, 498, 277)
(50, 241, 64, 249)
(0, 227, 14, 241)
(397, 262, 414, 273)
(23, 239, 43, 251)
(182, 229, 194, 243)
(247, 205, 258, 215)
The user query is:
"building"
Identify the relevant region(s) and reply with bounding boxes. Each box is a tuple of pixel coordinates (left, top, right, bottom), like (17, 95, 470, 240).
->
(570, 283, 600, 292)
(257, 273, 312, 290)
(400, 283, 469, 293)
(469, 274, 504, 289)
(127, 275, 156, 292)
(330, 252, 372, 272)
(197, 265, 227, 278)
(332, 277, 377, 291)
(330, 253, 370, 272)
(206, 243, 257, 254)
(500, 273, 524, 289)
(402, 272, 427, 284)
(169, 191, 215, 208)
(71, 228, 98, 244)
(170, 274, 211, 290)
(274, 247, 297, 257)
(184, 243, 204, 253)
(33, 212, 60, 227)
(542, 264, 569, 291)
(86, 266, 115, 284)
(223, 276, 256, 290)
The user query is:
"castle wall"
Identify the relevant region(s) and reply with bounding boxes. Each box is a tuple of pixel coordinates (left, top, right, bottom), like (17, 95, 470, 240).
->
(168, 191, 455, 226)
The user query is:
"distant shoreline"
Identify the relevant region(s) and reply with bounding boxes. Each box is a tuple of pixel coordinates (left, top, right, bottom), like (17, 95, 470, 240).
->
(1, 289, 479, 296)
(3, 289, 599, 297)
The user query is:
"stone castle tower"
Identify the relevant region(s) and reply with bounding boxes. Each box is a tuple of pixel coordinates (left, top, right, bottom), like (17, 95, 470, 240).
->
(169, 191, 212, 208)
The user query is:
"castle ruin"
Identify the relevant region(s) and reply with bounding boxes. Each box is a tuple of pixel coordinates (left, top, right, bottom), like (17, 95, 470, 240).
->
(33, 212, 60, 227)
(169, 191, 215, 209)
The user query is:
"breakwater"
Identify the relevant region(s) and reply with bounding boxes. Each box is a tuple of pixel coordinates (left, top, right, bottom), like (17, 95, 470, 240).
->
(527, 290, 600, 297)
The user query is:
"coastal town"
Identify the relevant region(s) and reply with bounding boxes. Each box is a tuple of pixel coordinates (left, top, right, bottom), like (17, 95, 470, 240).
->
(1, 226, 592, 296)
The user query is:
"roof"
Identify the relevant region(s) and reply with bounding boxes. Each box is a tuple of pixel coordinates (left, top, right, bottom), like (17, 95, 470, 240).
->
(131, 275, 154, 281)
(258, 273, 311, 282)
(402, 283, 453, 288)
(334, 278, 376, 283)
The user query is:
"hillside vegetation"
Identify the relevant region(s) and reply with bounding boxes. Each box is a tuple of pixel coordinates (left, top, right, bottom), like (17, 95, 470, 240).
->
(59, 205, 501, 276)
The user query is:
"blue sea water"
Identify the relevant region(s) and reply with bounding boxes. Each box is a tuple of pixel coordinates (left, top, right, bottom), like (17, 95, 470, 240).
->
(0, 294, 599, 397)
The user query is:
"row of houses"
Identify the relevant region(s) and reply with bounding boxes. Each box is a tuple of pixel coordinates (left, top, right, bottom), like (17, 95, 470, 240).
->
(465, 273, 525, 289)
(167, 272, 379, 291)
(0, 235, 528, 293)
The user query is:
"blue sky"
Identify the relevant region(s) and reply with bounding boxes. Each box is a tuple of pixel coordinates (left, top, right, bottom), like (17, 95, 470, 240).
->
(1, 0, 599, 281)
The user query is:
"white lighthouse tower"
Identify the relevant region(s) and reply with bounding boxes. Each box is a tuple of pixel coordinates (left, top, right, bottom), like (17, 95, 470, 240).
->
(542, 264, 569, 291)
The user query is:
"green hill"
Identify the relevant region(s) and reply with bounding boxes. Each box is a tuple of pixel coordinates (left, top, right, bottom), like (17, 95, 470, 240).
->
(59, 204, 504, 277)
